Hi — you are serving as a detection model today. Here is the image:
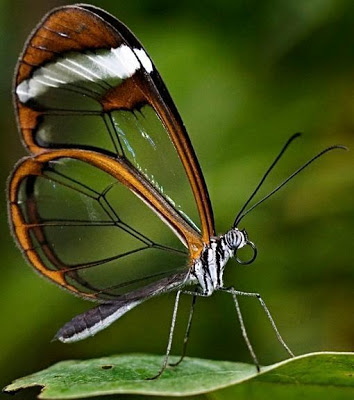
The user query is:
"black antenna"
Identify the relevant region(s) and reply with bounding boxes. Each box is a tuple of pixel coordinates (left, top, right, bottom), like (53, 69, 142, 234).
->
(235, 144, 347, 226)
(233, 133, 301, 228)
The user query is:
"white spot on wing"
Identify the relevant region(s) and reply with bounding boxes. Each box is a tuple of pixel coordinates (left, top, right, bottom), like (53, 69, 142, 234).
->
(58, 32, 69, 38)
(40, 71, 67, 85)
(112, 45, 140, 78)
(134, 48, 153, 73)
(16, 81, 33, 103)
(15, 44, 142, 103)
(57, 59, 96, 82)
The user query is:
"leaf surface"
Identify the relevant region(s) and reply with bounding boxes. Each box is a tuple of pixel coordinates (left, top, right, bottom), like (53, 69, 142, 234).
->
(3, 352, 353, 399)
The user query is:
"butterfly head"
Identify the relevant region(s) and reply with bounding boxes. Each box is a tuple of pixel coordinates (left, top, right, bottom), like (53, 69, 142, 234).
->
(224, 228, 257, 265)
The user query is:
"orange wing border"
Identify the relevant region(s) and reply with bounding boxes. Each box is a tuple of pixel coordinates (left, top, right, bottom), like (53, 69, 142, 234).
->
(13, 5, 215, 243)
(8, 150, 204, 299)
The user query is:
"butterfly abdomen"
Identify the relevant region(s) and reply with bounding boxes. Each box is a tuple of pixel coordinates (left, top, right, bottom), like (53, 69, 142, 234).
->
(54, 272, 188, 343)
(54, 300, 142, 343)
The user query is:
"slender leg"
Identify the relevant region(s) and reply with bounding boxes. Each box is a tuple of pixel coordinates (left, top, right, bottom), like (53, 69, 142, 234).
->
(169, 291, 197, 367)
(147, 290, 182, 380)
(222, 287, 260, 371)
(221, 287, 294, 358)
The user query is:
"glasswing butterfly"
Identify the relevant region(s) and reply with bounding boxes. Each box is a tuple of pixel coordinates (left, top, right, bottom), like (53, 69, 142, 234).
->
(9, 4, 345, 378)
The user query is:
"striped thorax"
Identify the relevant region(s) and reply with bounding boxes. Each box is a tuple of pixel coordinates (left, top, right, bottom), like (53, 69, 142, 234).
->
(191, 228, 248, 296)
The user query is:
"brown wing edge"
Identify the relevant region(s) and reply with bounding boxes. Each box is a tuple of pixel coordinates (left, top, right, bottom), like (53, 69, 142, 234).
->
(8, 149, 203, 300)
(82, 3, 216, 243)
(13, 5, 215, 244)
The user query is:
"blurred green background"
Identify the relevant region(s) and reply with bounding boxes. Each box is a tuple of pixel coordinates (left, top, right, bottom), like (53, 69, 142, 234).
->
(1, 0, 353, 399)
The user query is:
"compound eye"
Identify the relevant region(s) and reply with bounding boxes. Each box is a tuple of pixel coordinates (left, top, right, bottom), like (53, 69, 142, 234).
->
(225, 230, 240, 248)
(235, 241, 257, 265)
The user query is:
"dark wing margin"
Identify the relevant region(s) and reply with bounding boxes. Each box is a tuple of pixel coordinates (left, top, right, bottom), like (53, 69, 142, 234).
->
(13, 4, 215, 245)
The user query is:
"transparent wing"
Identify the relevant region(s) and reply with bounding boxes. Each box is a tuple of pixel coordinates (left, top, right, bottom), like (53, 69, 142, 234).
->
(14, 4, 215, 245)
(9, 151, 201, 301)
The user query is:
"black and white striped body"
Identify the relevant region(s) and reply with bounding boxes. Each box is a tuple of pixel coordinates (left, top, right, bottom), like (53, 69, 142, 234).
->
(190, 228, 247, 295)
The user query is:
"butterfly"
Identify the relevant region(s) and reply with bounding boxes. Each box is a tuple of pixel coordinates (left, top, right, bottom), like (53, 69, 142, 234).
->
(9, 4, 344, 378)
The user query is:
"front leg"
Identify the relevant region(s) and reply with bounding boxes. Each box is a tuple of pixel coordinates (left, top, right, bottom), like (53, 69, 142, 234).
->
(219, 287, 260, 371)
(220, 287, 294, 360)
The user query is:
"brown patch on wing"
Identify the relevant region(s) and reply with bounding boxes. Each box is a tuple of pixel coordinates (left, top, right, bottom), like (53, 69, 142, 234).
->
(101, 77, 147, 111)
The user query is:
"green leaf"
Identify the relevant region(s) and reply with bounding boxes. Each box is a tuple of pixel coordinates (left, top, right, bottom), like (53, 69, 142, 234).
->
(3, 352, 353, 399)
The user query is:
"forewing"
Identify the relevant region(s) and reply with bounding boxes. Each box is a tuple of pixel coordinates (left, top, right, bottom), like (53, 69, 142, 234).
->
(9, 151, 201, 301)
(14, 4, 215, 245)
